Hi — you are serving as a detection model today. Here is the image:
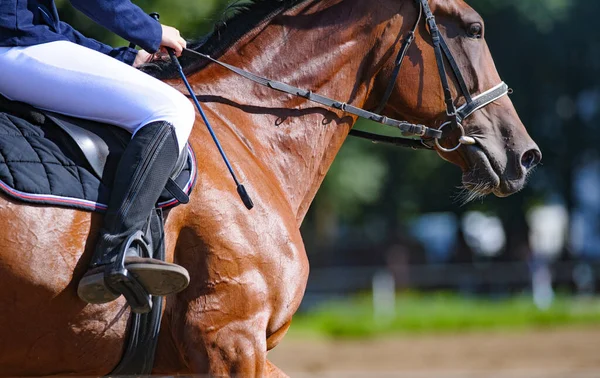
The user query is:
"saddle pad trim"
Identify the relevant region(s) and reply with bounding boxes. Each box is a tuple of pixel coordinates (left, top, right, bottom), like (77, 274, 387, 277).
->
(0, 145, 197, 212)
(0, 179, 108, 211)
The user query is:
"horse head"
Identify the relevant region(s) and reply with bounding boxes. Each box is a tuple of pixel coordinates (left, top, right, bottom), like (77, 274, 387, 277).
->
(374, 0, 541, 199)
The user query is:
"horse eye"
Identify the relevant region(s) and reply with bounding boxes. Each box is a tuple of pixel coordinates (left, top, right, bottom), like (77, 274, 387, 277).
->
(467, 23, 483, 39)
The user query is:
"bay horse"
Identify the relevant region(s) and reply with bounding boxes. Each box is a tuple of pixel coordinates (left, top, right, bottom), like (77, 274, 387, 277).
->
(0, 0, 540, 376)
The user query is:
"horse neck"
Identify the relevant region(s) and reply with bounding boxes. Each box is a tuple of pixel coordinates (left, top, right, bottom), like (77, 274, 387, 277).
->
(189, 0, 409, 223)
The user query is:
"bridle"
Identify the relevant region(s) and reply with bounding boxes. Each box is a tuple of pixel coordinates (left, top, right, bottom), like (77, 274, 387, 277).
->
(182, 0, 510, 152)
(369, 0, 510, 152)
(370, 0, 510, 152)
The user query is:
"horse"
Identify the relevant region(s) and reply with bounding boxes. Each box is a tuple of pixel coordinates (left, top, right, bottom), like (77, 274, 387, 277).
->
(0, 0, 541, 376)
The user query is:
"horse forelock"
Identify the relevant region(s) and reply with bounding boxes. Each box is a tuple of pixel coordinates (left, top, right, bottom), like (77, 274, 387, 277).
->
(142, 0, 312, 79)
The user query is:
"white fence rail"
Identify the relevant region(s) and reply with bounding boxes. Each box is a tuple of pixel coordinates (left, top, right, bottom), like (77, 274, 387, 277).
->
(300, 261, 600, 310)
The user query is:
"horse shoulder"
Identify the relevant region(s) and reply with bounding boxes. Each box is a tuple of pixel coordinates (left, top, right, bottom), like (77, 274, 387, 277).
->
(160, 169, 309, 374)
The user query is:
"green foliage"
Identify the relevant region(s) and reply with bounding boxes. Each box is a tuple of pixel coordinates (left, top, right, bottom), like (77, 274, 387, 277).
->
(288, 293, 600, 339)
(319, 138, 388, 220)
(55, 0, 230, 46)
(472, 0, 573, 33)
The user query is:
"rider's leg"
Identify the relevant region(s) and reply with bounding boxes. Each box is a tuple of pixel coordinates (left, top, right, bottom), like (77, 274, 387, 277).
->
(79, 119, 190, 305)
(0, 41, 196, 304)
(0, 42, 194, 151)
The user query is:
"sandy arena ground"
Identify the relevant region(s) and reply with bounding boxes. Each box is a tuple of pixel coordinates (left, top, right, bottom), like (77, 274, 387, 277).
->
(269, 327, 600, 377)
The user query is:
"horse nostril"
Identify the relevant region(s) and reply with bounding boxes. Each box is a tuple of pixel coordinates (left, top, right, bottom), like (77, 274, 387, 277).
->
(521, 149, 542, 170)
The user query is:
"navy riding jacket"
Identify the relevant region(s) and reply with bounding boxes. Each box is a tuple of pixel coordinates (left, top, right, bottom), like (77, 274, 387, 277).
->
(0, 0, 162, 65)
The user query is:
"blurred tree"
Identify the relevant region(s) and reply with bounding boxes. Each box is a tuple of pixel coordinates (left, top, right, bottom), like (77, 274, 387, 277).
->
(55, 0, 230, 46)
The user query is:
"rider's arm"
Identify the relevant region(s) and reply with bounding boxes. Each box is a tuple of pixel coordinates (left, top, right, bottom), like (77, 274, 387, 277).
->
(68, 0, 162, 53)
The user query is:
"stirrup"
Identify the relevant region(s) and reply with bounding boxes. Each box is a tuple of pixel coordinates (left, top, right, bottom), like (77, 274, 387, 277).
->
(78, 225, 190, 313)
(104, 231, 153, 314)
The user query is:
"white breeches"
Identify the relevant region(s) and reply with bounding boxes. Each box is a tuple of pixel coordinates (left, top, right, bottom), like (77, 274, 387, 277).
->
(0, 40, 195, 152)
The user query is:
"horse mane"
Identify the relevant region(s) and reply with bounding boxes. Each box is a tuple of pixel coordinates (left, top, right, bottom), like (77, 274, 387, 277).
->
(142, 0, 310, 79)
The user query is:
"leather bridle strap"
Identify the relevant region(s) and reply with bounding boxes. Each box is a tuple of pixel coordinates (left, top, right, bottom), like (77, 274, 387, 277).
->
(183, 48, 442, 139)
(438, 35, 472, 104)
(421, 0, 459, 119)
(373, 4, 422, 114)
(420, 0, 509, 123)
(457, 82, 509, 122)
(354, 0, 509, 151)
(348, 129, 431, 149)
(349, 82, 510, 149)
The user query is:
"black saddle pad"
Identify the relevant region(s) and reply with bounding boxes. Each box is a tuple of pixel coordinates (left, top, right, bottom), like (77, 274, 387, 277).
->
(0, 95, 197, 212)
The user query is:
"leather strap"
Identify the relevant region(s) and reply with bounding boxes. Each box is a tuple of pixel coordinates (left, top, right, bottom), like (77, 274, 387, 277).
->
(438, 35, 472, 104)
(183, 48, 442, 140)
(421, 0, 456, 118)
(457, 82, 509, 122)
(348, 129, 431, 150)
(373, 5, 422, 114)
(165, 178, 189, 204)
(110, 209, 166, 375)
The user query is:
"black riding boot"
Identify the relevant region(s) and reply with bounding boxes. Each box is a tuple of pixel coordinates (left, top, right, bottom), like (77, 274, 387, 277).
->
(77, 121, 189, 308)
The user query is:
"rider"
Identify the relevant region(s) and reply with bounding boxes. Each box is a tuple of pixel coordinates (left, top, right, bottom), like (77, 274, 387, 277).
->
(0, 1, 194, 305)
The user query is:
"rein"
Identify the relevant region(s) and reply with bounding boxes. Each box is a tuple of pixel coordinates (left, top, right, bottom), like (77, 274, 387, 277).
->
(182, 49, 441, 141)
(181, 0, 509, 151)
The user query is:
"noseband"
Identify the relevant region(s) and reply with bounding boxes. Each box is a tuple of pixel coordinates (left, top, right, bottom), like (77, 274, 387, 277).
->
(182, 0, 509, 151)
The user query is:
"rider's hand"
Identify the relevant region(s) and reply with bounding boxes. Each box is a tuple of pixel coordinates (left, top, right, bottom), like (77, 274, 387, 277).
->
(133, 50, 152, 68)
(160, 24, 186, 57)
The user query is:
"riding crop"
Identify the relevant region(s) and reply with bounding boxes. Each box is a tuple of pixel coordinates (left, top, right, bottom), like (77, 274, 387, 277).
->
(150, 13, 254, 210)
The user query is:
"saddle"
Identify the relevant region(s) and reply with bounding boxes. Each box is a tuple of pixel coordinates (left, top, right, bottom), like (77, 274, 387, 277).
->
(0, 95, 196, 212)
(0, 94, 198, 375)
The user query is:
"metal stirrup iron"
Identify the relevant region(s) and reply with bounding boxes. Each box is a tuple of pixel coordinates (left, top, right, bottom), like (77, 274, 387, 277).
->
(150, 14, 254, 210)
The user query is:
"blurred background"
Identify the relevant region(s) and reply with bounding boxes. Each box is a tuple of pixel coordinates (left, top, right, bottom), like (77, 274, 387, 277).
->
(57, 0, 600, 376)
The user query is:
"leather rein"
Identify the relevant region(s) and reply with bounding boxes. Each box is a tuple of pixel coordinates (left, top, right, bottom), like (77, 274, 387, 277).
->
(182, 0, 509, 151)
